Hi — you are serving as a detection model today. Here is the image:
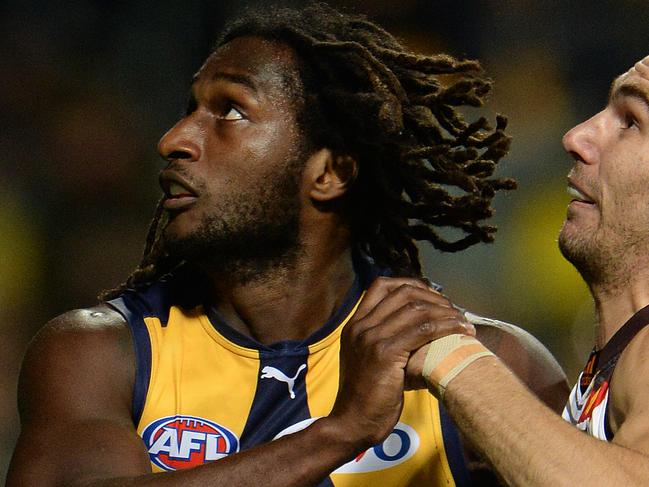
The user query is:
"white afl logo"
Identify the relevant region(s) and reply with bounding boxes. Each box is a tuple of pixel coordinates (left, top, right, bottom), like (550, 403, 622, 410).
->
(274, 418, 419, 473)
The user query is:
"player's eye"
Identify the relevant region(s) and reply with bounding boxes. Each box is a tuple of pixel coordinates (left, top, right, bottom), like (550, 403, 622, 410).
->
(622, 113, 639, 129)
(222, 106, 244, 121)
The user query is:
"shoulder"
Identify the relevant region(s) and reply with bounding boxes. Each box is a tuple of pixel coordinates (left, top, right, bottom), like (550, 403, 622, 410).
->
(31, 304, 130, 344)
(614, 323, 649, 382)
(468, 311, 570, 412)
(614, 323, 649, 373)
(25, 305, 132, 375)
(18, 304, 134, 421)
(609, 325, 649, 428)
(8, 306, 152, 485)
(605, 325, 649, 450)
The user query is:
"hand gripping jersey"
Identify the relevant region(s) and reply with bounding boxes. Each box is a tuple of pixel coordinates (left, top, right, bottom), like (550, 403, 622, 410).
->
(108, 258, 470, 486)
(563, 305, 649, 441)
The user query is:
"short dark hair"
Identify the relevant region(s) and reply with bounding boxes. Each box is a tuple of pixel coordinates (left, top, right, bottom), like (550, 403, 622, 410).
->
(103, 2, 514, 299)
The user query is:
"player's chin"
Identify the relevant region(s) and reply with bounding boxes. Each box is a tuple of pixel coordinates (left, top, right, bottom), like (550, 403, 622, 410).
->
(162, 220, 184, 242)
(160, 226, 196, 257)
(563, 206, 599, 230)
(163, 209, 201, 237)
(559, 218, 595, 244)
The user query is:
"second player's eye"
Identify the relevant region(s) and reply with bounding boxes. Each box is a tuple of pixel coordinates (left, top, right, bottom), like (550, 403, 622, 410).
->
(622, 113, 639, 130)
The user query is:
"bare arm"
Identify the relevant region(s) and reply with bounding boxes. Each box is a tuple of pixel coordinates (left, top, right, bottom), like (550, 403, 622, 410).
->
(473, 315, 569, 413)
(452, 315, 570, 485)
(7, 278, 470, 486)
(436, 326, 649, 487)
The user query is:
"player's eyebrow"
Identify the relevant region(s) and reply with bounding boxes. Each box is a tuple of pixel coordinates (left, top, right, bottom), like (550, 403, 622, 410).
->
(214, 72, 259, 93)
(185, 71, 260, 115)
(190, 71, 260, 95)
(610, 78, 649, 114)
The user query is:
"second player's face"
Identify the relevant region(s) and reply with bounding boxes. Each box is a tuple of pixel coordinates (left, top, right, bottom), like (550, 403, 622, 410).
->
(559, 55, 649, 277)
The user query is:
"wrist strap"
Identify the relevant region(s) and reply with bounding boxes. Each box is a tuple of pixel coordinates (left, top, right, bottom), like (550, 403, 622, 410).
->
(422, 334, 494, 399)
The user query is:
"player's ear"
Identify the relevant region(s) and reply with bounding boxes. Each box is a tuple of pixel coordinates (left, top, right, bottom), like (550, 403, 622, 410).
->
(305, 148, 358, 202)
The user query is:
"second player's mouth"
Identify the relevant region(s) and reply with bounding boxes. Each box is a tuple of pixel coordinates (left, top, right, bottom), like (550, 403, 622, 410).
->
(567, 182, 595, 206)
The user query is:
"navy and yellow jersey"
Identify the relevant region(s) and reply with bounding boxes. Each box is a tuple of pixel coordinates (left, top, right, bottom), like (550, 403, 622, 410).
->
(107, 259, 469, 486)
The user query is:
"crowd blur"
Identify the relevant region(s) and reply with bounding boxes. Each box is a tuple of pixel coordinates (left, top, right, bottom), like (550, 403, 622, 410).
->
(2, 0, 648, 479)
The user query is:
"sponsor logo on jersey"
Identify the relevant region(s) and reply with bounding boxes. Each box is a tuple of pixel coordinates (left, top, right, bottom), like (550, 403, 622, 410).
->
(275, 418, 420, 473)
(260, 363, 307, 399)
(142, 415, 239, 471)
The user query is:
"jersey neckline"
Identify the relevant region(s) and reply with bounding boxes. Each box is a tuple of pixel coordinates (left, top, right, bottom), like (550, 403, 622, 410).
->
(203, 251, 383, 355)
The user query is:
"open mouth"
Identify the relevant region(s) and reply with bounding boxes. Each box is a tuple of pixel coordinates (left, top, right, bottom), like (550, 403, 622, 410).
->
(166, 181, 196, 199)
(567, 183, 595, 205)
(160, 172, 198, 210)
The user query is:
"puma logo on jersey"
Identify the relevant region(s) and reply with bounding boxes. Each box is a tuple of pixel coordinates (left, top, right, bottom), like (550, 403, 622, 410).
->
(260, 364, 306, 399)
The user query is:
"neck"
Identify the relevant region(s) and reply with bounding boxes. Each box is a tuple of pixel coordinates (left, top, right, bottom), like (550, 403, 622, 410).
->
(591, 275, 649, 348)
(208, 231, 356, 345)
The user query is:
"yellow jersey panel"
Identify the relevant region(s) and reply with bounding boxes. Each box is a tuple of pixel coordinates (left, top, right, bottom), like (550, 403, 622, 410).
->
(108, 258, 470, 485)
(138, 306, 261, 472)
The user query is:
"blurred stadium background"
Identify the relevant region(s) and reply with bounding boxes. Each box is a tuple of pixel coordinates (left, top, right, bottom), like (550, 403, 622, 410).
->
(2, 0, 648, 479)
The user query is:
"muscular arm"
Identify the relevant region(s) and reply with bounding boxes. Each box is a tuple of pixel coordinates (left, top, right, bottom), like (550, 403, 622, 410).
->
(473, 316, 569, 413)
(7, 278, 470, 486)
(456, 315, 569, 485)
(438, 327, 649, 487)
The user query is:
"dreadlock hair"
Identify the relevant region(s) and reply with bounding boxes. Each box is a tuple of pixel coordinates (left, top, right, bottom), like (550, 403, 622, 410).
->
(101, 2, 515, 301)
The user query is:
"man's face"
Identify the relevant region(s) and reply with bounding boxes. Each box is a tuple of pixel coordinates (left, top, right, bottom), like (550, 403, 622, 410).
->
(157, 36, 309, 278)
(559, 55, 649, 286)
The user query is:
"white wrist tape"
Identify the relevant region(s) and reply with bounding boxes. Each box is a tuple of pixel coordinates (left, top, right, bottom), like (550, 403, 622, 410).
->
(422, 334, 494, 399)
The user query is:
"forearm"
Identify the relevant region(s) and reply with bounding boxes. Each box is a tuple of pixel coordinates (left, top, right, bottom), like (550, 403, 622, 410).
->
(444, 357, 649, 487)
(96, 419, 358, 487)
(10, 418, 363, 487)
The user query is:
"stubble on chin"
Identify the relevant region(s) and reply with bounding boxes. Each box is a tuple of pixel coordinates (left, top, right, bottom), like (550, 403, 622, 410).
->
(558, 225, 604, 286)
(161, 162, 304, 285)
(558, 222, 634, 294)
(164, 212, 301, 283)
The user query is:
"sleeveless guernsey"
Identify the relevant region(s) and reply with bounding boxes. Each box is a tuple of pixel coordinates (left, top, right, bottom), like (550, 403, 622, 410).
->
(563, 305, 649, 440)
(108, 260, 470, 486)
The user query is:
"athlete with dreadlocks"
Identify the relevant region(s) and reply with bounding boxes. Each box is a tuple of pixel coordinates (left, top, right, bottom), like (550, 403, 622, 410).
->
(8, 4, 567, 486)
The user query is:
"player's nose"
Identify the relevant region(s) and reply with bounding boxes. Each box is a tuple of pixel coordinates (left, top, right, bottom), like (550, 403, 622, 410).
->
(562, 114, 601, 166)
(158, 118, 201, 164)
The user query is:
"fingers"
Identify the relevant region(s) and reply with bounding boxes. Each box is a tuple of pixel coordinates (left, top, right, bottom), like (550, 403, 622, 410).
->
(343, 277, 473, 371)
(379, 310, 470, 352)
(349, 305, 470, 367)
(366, 295, 469, 340)
(331, 276, 471, 446)
(354, 277, 450, 326)
(353, 276, 433, 321)
(351, 277, 470, 338)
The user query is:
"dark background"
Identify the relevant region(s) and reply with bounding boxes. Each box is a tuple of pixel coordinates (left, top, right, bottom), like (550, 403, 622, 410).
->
(2, 0, 648, 479)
